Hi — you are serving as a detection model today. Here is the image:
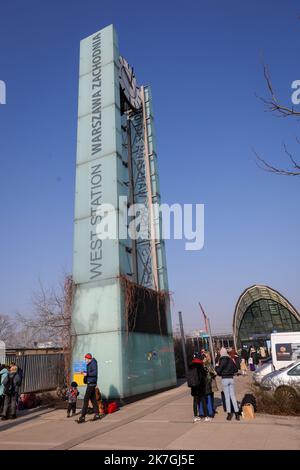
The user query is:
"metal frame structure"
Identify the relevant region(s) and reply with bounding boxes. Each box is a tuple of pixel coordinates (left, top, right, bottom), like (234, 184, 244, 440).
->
(233, 285, 300, 348)
(121, 86, 162, 291)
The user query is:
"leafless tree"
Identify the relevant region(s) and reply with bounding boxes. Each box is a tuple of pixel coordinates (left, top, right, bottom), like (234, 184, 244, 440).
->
(17, 276, 74, 347)
(13, 325, 38, 349)
(0, 313, 39, 349)
(255, 64, 300, 176)
(0, 314, 14, 347)
(17, 275, 75, 382)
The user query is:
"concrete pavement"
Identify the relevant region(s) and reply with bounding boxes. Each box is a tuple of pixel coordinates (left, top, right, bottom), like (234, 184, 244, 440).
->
(0, 375, 299, 450)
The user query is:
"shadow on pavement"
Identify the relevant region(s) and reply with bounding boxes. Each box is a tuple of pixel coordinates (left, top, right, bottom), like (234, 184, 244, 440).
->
(0, 408, 54, 432)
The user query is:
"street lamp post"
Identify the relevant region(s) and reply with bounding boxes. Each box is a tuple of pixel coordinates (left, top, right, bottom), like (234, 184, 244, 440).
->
(178, 311, 188, 377)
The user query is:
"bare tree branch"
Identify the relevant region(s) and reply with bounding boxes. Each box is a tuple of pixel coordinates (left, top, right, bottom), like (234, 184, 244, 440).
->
(254, 64, 300, 176)
(258, 65, 300, 118)
(253, 145, 300, 176)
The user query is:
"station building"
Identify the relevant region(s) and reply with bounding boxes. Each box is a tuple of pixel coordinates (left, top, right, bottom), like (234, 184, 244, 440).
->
(233, 285, 300, 349)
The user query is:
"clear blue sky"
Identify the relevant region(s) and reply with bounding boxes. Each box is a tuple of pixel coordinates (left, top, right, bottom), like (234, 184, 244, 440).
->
(0, 0, 299, 333)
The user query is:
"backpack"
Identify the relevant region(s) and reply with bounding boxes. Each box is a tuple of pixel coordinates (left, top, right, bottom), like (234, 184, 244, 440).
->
(187, 368, 201, 388)
(4, 375, 15, 395)
(107, 401, 118, 414)
(240, 393, 257, 412)
(101, 400, 118, 414)
(242, 403, 255, 420)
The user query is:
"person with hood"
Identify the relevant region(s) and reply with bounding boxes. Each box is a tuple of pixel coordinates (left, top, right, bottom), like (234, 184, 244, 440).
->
(187, 353, 207, 422)
(77, 353, 101, 423)
(1, 365, 21, 420)
(215, 347, 240, 421)
(0, 364, 9, 414)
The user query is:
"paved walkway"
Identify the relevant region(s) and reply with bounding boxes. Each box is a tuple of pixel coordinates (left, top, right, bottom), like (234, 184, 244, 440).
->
(0, 376, 299, 450)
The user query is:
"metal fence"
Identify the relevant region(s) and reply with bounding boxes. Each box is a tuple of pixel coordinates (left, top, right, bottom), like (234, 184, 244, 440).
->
(4, 353, 65, 393)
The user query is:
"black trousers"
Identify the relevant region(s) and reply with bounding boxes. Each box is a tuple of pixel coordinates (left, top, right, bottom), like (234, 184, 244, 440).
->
(193, 396, 208, 417)
(0, 395, 4, 413)
(81, 385, 98, 417)
(67, 402, 76, 415)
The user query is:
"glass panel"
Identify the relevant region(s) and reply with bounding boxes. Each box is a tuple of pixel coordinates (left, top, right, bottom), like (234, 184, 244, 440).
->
(238, 299, 300, 346)
(288, 364, 300, 376)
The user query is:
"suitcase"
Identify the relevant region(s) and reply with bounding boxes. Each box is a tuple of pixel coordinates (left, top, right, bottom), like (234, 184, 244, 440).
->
(221, 391, 235, 412)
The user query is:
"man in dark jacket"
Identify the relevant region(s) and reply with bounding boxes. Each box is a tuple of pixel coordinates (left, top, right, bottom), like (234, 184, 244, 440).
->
(1, 365, 21, 420)
(215, 347, 240, 421)
(77, 353, 100, 424)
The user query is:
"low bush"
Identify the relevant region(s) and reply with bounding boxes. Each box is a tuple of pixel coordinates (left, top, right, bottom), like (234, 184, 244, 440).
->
(251, 384, 300, 416)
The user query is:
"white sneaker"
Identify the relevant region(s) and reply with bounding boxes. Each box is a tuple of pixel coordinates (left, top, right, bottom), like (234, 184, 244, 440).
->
(193, 417, 201, 423)
(204, 417, 213, 422)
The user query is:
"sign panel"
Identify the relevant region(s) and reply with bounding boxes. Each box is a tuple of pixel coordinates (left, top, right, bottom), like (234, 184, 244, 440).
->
(73, 24, 122, 285)
(275, 342, 300, 362)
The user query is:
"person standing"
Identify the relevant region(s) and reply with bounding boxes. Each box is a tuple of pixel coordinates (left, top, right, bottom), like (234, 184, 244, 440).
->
(0, 365, 9, 414)
(259, 346, 266, 359)
(240, 358, 248, 376)
(200, 353, 218, 421)
(1, 365, 21, 420)
(77, 353, 101, 423)
(10, 362, 23, 385)
(215, 349, 221, 364)
(187, 353, 207, 423)
(249, 347, 259, 371)
(241, 348, 249, 366)
(215, 347, 240, 421)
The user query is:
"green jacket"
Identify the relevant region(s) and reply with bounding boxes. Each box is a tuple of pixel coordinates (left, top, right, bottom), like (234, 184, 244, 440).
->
(0, 368, 8, 396)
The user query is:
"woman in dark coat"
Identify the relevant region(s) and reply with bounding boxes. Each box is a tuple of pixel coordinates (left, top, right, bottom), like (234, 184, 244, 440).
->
(188, 353, 207, 423)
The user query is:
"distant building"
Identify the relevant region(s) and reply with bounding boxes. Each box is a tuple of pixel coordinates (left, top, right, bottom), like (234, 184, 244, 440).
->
(233, 285, 300, 349)
(212, 333, 234, 349)
(35, 341, 58, 349)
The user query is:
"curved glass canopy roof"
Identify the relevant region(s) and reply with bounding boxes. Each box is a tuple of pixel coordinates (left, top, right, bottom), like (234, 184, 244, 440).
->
(233, 285, 300, 347)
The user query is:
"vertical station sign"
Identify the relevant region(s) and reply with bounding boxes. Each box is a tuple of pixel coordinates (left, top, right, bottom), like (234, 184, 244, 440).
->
(72, 24, 176, 398)
(73, 24, 122, 285)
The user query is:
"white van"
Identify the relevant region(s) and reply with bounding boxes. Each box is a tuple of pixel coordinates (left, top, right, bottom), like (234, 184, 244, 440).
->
(271, 332, 300, 370)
